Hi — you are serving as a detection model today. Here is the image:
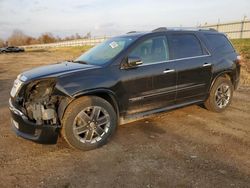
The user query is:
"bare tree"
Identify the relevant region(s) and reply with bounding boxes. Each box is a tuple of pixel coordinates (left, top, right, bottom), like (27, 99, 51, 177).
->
(38, 32, 56, 43)
(5, 29, 92, 46)
(7, 30, 29, 46)
(75, 33, 81, 39)
(0, 38, 5, 47)
(83, 32, 91, 39)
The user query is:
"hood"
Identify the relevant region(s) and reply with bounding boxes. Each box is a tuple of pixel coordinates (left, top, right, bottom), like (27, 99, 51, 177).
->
(20, 61, 99, 81)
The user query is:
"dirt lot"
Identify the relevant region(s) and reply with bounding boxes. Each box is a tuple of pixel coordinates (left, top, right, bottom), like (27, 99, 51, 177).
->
(0, 50, 250, 188)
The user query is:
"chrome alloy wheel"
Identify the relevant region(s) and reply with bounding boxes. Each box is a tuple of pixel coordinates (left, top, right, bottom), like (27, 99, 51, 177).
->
(73, 106, 110, 144)
(215, 83, 231, 108)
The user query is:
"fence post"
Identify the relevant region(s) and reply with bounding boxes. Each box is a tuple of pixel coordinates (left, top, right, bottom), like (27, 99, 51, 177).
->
(240, 19, 245, 39)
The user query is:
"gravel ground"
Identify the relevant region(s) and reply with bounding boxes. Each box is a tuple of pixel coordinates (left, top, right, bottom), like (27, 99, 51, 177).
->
(0, 51, 250, 188)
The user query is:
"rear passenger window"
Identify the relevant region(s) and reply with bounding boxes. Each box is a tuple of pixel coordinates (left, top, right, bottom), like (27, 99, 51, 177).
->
(204, 34, 235, 54)
(169, 34, 204, 59)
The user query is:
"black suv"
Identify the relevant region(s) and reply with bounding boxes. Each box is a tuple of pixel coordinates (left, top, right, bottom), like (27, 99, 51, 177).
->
(9, 28, 241, 150)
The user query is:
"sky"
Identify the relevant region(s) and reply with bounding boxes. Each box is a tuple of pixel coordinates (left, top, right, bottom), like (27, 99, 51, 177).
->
(0, 0, 250, 39)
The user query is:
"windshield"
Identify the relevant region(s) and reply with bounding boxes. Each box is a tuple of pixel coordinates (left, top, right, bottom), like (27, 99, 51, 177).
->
(75, 37, 135, 65)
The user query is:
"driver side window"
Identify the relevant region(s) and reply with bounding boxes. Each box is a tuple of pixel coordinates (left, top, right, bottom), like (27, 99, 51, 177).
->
(129, 36, 169, 64)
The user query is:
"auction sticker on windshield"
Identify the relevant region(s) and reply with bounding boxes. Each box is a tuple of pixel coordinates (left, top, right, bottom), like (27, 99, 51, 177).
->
(109, 41, 119, 48)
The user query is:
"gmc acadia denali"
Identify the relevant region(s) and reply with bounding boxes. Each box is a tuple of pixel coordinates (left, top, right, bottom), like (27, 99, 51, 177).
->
(9, 27, 241, 150)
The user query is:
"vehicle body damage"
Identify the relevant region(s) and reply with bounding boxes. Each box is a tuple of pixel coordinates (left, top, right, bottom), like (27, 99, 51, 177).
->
(24, 79, 58, 125)
(9, 28, 240, 150)
(9, 61, 107, 143)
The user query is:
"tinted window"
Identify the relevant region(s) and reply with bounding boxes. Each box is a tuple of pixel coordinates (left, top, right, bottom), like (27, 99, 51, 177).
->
(204, 34, 234, 53)
(169, 34, 203, 59)
(129, 36, 169, 64)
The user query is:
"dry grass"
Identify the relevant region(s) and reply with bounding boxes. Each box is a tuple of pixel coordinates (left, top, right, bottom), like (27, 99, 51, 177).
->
(231, 39, 250, 86)
(26, 45, 93, 57)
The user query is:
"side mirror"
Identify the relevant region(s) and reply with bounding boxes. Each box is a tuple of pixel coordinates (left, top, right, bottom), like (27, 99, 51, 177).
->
(127, 56, 143, 67)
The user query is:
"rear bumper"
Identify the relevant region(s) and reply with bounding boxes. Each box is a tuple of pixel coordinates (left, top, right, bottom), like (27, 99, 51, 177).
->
(9, 99, 59, 144)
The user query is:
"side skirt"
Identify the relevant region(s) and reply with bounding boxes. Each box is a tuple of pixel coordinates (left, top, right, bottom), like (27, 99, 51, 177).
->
(119, 99, 204, 125)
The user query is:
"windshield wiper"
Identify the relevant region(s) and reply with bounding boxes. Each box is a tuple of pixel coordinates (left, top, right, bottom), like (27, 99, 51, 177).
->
(68, 60, 88, 64)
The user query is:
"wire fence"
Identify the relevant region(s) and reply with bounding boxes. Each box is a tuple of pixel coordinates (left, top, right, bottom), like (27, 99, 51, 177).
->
(201, 19, 250, 39)
(21, 36, 110, 49)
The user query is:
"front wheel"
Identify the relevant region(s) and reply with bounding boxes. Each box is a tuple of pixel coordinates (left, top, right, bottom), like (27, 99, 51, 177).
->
(204, 77, 233, 112)
(62, 96, 117, 151)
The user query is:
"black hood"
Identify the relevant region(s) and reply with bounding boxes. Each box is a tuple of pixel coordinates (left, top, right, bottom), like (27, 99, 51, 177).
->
(20, 61, 99, 81)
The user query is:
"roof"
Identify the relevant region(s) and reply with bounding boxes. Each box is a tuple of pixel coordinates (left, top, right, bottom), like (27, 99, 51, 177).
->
(114, 27, 218, 39)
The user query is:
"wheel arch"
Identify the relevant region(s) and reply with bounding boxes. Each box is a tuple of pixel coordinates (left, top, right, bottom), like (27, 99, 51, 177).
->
(210, 70, 235, 92)
(59, 89, 120, 122)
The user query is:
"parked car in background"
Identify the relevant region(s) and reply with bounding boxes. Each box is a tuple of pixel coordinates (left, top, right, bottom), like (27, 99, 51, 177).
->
(9, 27, 241, 151)
(0, 46, 25, 53)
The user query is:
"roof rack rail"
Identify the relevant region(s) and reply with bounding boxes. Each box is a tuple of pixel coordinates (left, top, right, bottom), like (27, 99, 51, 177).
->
(127, 31, 137, 34)
(152, 27, 218, 32)
(198, 28, 217, 32)
(152, 27, 167, 32)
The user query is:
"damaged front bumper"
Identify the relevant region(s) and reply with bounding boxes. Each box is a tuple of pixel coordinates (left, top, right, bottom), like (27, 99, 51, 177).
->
(9, 99, 60, 144)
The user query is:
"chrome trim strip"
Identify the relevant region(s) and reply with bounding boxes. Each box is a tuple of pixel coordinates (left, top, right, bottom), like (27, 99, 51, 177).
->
(129, 90, 176, 102)
(177, 83, 206, 92)
(10, 79, 23, 98)
(129, 83, 206, 102)
(163, 69, 175, 74)
(203, 63, 212, 67)
(9, 99, 24, 116)
(138, 54, 211, 67)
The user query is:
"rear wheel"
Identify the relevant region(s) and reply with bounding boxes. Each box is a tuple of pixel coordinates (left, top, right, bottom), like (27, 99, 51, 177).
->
(62, 96, 117, 151)
(204, 77, 233, 112)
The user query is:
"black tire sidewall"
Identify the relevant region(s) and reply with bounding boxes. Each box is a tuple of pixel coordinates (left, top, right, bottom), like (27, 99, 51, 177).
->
(62, 96, 117, 151)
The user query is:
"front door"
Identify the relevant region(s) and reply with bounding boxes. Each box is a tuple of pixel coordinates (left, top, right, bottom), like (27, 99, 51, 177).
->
(120, 35, 177, 115)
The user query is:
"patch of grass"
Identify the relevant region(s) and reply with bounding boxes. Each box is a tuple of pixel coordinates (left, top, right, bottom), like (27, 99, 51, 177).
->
(25, 45, 93, 56)
(49, 45, 92, 53)
(231, 39, 250, 61)
(231, 39, 250, 86)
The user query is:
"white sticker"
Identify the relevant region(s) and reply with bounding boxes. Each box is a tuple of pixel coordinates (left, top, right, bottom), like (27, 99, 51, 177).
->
(109, 41, 119, 49)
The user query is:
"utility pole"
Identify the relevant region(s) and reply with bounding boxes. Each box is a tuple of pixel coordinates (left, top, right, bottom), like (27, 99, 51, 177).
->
(216, 18, 220, 31)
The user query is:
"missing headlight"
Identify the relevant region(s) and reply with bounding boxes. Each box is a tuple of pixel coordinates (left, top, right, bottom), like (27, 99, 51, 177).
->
(24, 79, 58, 125)
(26, 79, 56, 102)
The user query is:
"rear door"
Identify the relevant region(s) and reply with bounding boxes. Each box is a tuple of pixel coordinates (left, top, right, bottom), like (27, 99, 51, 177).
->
(168, 32, 212, 103)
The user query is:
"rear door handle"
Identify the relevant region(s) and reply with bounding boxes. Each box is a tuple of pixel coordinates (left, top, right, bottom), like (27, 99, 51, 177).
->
(203, 63, 212, 67)
(163, 69, 175, 74)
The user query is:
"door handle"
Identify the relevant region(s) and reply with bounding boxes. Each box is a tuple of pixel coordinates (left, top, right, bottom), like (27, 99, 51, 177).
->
(203, 63, 212, 67)
(163, 69, 175, 74)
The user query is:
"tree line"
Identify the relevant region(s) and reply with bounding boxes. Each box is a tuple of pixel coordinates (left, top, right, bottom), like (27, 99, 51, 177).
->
(0, 30, 91, 47)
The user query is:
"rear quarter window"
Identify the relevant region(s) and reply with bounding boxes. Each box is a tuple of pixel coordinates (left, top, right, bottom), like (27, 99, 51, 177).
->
(204, 34, 235, 54)
(169, 34, 204, 59)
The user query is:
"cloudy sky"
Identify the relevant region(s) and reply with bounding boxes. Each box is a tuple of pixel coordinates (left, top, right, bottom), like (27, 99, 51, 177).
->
(0, 0, 249, 39)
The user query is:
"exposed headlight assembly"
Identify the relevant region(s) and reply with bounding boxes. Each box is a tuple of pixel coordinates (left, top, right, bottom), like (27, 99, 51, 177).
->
(26, 79, 56, 102)
(25, 79, 57, 125)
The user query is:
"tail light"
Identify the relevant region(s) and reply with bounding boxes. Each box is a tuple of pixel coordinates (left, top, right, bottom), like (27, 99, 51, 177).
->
(236, 55, 243, 65)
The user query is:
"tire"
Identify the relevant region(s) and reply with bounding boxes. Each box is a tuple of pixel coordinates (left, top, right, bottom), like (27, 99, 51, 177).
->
(62, 96, 117, 151)
(204, 77, 233, 112)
